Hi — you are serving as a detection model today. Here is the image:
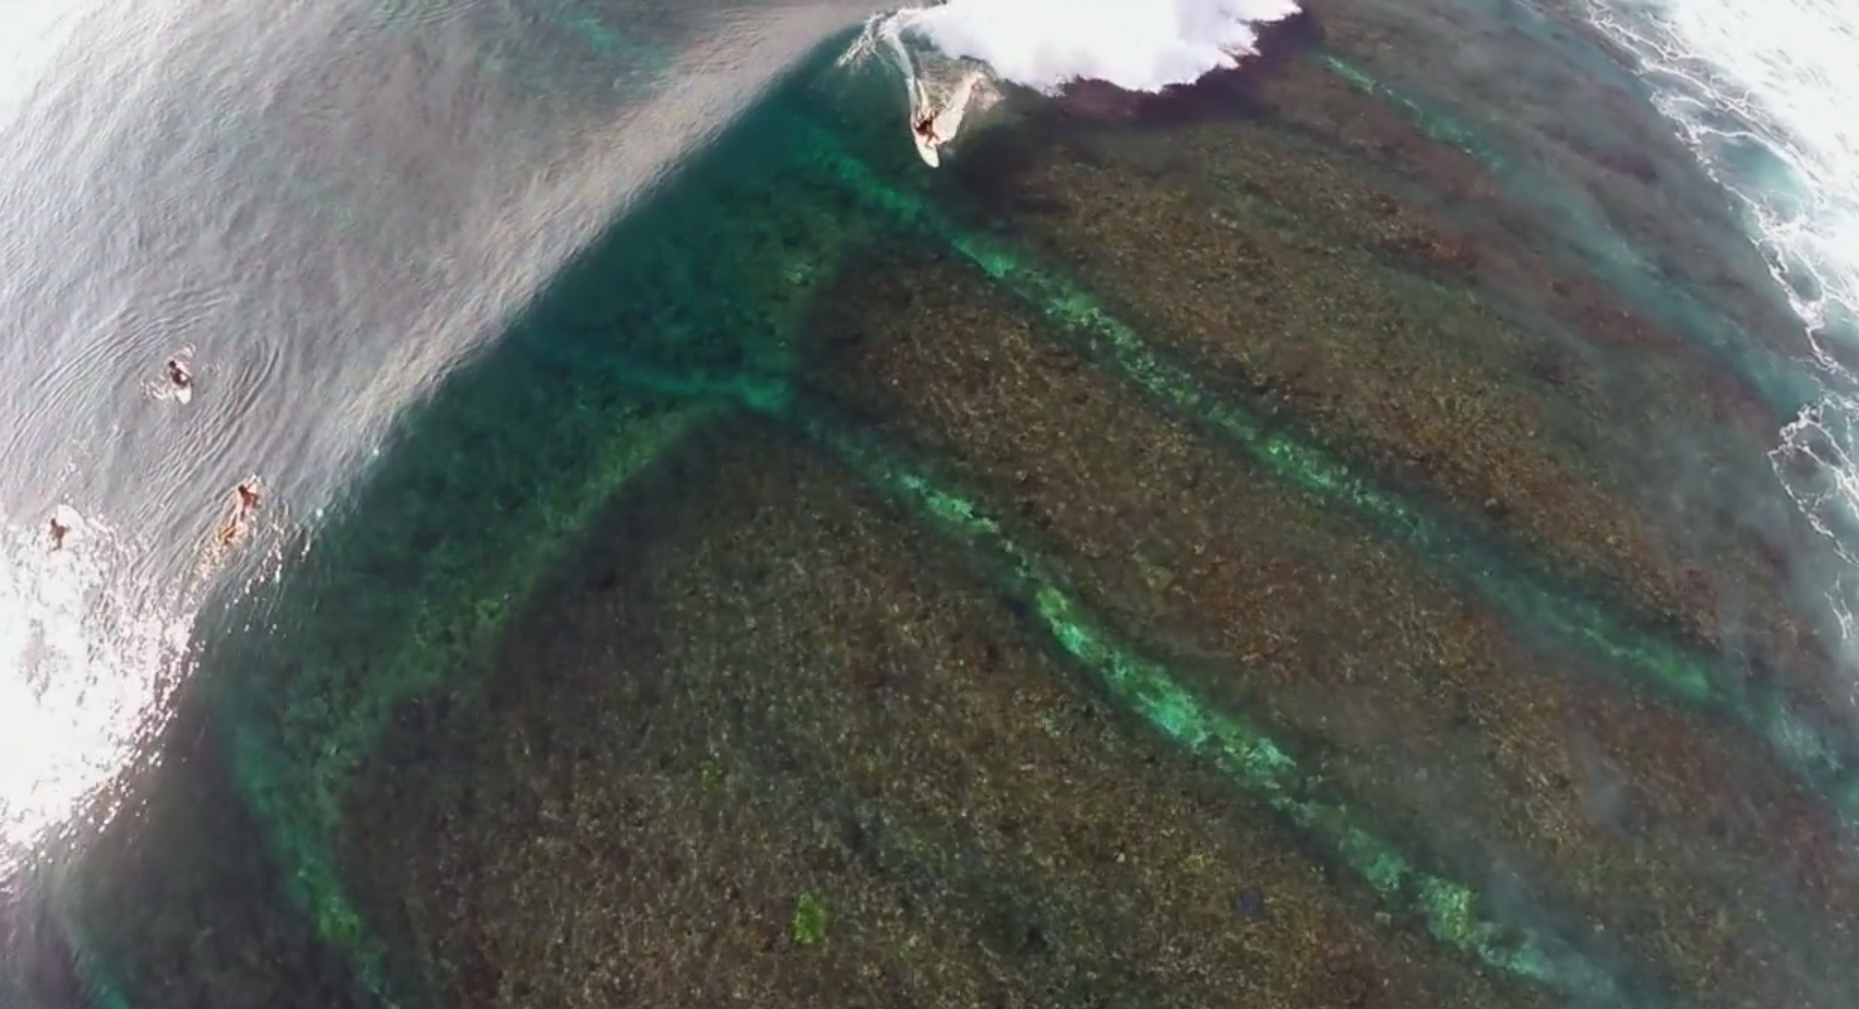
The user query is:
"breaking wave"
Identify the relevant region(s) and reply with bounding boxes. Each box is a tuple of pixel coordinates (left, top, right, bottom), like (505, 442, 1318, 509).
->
(841, 0, 1302, 164)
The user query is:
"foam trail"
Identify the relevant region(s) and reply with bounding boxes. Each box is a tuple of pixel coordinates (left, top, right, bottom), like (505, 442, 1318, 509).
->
(845, 0, 1302, 165)
(1572, 0, 1859, 673)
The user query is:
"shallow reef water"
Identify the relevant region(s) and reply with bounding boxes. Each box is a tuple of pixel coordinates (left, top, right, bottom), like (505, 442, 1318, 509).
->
(6, 0, 1859, 1007)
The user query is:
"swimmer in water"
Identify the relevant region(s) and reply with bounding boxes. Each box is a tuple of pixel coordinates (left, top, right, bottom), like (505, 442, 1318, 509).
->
(166, 357, 194, 403)
(48, 504, 81, 551)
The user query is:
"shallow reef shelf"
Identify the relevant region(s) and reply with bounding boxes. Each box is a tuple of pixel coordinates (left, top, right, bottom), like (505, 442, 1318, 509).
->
(228, 139, 868, 1008)
(234, 399, 718, 1006)
(52, 54, 872, 1009)
(1316, 54, 1813, 416)
(574, 352, 1679, 1007)
(786, 399, 1648, 1008)
(38, 15, 1859, 1009)
(780, 111, 1859, 834)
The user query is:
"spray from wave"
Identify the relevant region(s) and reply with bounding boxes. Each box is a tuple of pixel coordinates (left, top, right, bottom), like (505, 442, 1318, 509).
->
(841, 0, 1303, 165)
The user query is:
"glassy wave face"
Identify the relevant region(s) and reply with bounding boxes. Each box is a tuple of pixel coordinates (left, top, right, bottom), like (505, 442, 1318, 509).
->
(0, 0, 863, 870)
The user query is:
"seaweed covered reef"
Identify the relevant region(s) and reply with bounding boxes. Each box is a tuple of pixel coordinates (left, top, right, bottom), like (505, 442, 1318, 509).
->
(15, 0, 1859, 1007)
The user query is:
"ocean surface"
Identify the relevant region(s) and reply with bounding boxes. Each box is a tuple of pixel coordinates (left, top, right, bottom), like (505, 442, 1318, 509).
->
(0, 0, 1856, 1006)
(0, 0, 873, 864)
(1580, 0, 1859, 640)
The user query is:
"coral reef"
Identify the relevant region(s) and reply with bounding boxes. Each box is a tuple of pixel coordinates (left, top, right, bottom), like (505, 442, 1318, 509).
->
(28, 2, 1859, 1008)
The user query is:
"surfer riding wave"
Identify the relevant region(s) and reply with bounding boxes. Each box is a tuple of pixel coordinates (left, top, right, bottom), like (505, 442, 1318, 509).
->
(841, 7, 995, 168)
(840, 0, 1304, 167)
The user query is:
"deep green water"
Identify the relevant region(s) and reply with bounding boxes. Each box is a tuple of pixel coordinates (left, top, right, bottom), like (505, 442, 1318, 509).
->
(26, 39, 877, 1009)
(5, 9, 1856, 1009)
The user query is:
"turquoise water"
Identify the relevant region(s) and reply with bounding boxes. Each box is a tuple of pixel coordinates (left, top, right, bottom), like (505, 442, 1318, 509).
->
(0, 1, 865, 1002)
(5, 1, 1859, 1008)
(0, 0, 863, 872)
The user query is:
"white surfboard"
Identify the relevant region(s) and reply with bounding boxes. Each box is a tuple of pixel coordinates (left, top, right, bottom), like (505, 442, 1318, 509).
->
(850, 12, 993, 169)
(927, 69, 981, 162)
(50, 503, 83, 548)
(913, 128, 942, 167)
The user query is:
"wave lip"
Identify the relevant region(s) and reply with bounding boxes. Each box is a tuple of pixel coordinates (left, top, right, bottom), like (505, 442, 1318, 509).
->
(898, 0, 1302, 94)
(849, 0, 1302, 165)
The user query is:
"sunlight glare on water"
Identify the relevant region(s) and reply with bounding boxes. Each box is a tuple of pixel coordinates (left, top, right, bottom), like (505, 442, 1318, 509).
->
(0, 0, 878, 874)
(0, 518, 185, 872)
(0, 0, 81, 122)
(0, 0, 171, 873)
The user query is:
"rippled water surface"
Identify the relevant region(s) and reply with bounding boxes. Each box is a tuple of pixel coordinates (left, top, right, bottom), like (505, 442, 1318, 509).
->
(5, 0, 1859, 1007)
(0, 0, 866, 867)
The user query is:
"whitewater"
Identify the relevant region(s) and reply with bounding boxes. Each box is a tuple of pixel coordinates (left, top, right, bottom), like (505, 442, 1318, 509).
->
(842, 0, 1302, 164)
(1572, 0, 1859, 652)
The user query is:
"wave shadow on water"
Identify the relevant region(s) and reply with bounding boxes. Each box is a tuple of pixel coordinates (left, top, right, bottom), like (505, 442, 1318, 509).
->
(5, 22, 896, 1007)
(0, 0, 870, 879)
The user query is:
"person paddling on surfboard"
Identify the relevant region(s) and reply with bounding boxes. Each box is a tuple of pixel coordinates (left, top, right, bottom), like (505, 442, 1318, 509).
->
(217, 479, 262, 545)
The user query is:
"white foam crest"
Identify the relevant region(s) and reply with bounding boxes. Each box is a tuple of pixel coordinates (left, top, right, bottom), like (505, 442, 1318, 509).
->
(888, 0, 1301, 95)
(843, 0, 1301, 165)
(1577, 0, 1859, 664)
(0, 509, 188, 871)
(1576, 0, 1859, 347)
